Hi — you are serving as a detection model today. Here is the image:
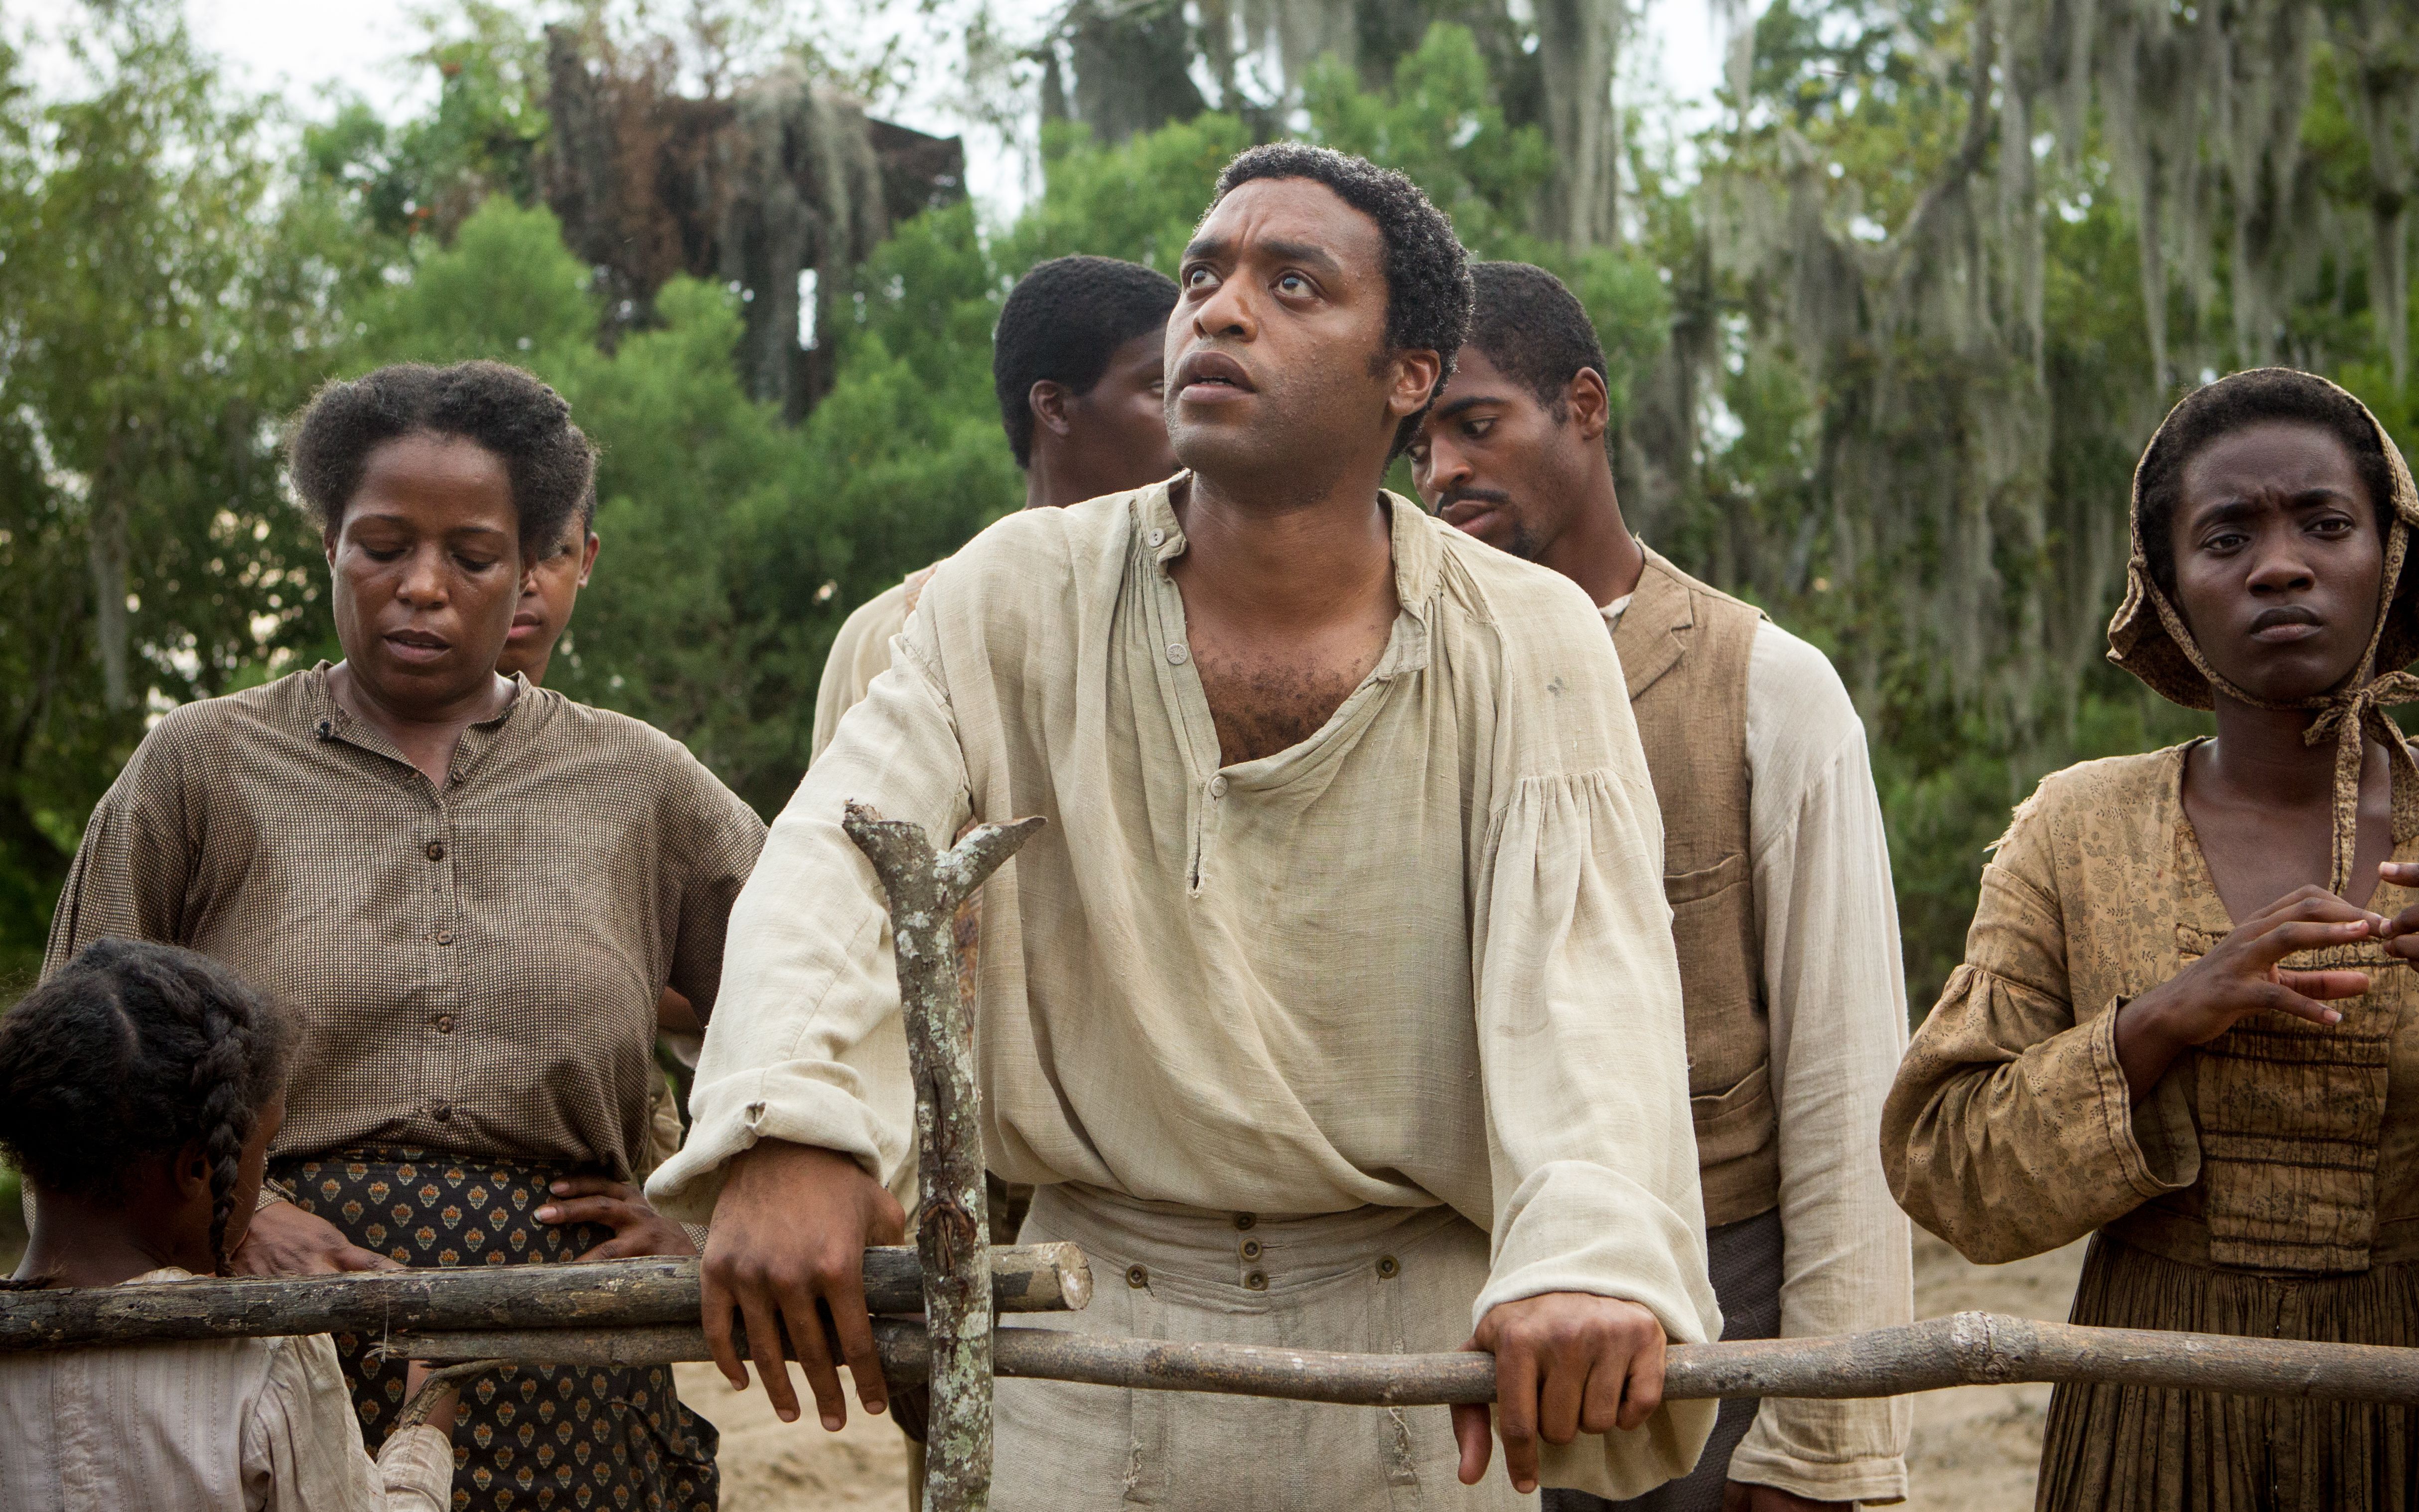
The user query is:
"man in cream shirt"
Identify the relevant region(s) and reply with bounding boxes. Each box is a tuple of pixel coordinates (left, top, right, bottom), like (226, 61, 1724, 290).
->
(652, 147, 1720, 1508)
(1412, 262, 1914, 1512)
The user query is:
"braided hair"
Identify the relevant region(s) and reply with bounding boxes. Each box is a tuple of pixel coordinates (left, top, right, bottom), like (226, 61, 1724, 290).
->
(0, 940, 294, 1276)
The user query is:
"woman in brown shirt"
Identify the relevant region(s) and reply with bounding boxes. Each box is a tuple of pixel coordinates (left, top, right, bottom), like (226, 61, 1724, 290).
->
(1883, 368, 2419, 1509)
(45, 361, 766, 1512)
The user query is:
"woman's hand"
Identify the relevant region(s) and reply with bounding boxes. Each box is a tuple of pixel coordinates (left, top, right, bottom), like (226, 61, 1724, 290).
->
(2371, 862, 2419, 959)
(231, 1200, 401, 1276)
(537, 1177, 697, 1261)
(2115, 883, 2378, 1100)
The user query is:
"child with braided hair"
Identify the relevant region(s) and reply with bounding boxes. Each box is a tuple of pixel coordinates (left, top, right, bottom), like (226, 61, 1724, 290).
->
(0, 938, 462, 1510)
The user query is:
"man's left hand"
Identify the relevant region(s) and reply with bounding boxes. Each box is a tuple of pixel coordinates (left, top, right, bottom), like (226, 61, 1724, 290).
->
(1721, 1483, 1853, 1512)
(1452, 1291, 1666, 1494)
(537, 1176, 698, 1260)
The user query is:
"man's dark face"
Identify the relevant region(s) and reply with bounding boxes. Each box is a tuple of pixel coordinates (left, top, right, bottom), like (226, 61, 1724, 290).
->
(1059, 327, 1178, 497)
(1166, 177, 1436, 495)
(1409, 347, 1596, 562)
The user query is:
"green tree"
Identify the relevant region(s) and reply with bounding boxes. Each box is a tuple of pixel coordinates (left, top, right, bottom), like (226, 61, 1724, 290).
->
(0, 2, 367, 983)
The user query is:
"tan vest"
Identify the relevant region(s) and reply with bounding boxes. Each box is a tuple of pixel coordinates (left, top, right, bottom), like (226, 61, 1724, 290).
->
(1612, 547, 1779, 1228)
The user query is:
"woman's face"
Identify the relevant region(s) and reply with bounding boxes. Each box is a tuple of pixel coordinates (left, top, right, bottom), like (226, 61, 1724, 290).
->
(325, 432, 523, 714)
(2168, 420, 2384, 704)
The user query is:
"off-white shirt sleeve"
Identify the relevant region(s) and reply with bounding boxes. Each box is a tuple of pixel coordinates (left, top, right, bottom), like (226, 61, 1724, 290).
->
(1476, 766, 1725, 1500)
(650, 627, 968, 1222)
(244, 1334, 454, 1511)
(1729, 622, 1914, 1506)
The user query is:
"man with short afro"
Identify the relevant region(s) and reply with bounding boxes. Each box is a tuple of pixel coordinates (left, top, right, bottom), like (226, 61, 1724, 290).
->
(808, 254, 1179, 762)
(667, 147, 1718, 1509)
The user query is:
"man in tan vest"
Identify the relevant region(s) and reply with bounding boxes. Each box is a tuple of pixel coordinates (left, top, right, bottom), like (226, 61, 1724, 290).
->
(1411, 263, 1913, 1512)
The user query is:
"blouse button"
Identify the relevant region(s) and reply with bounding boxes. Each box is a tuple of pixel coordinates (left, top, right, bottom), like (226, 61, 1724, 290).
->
(431, 1101, 453, 1122)
(435, 931, 455, 947)
(426, 841, 447, 861)
(1166, 643, 1189, 665)
(433, 1014, 456, 1034)
(1148, 528, 1166, 547)
(1210, 775, 1229, 798)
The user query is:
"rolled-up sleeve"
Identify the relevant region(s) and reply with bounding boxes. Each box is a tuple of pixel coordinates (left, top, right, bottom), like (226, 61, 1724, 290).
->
(646, 618, 972, 1224)
(1881, 797, 2199, 1265)
(1473, 765, 1723, 1500)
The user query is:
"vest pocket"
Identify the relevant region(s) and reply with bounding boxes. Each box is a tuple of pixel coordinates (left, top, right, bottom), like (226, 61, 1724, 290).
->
(1665, 850, 1762, 1098)
(1690, 1061, 1776, 1167)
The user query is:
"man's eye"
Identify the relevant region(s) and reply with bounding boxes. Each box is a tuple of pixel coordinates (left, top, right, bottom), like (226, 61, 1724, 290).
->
(1466, 418, 1494, 438)
(1277, 273, 1309, 295)
(1184, 266, 1215, 289)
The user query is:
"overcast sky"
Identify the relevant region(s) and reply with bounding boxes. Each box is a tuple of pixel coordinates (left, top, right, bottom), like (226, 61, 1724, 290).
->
(15, 0, 1741, 214)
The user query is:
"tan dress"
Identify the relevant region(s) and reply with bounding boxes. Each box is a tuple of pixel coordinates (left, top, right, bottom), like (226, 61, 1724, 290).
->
(1883, 743, 2419, 1510)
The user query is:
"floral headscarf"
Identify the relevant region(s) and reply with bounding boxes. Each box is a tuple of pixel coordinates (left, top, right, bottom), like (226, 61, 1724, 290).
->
(2107, 369, 2419, 894)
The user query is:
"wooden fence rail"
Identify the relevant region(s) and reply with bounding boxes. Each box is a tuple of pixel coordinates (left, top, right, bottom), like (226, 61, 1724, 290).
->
(373, 1310, 2419, 1408)
(0, 1245, 1092, 1354)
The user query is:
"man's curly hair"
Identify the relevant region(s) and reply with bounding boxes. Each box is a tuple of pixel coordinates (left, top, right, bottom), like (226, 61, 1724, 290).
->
(286, 360, 596, 550)
(1211, 143, 1473, 457)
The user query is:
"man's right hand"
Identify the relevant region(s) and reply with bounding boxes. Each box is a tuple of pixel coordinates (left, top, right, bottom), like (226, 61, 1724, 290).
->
(2115, 883, 2377, 1100)
(231, 1199, 400, 1275)
(700, 1139, 906, 1429)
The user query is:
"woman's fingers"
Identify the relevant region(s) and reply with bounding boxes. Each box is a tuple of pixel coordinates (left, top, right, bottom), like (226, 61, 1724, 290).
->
(536, 1195, 638, 1227)
(2264, 972, 2364, 1025)
(2249, 916, 2378, 967)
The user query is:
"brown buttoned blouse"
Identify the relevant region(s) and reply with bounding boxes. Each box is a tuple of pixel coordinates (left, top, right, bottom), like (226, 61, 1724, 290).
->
(42, 666, 765, 1180)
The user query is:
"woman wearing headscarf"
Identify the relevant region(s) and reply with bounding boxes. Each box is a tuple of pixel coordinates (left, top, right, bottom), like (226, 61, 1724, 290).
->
(44, 361, 763, 1512)
(1883, 368, 2419, 1509)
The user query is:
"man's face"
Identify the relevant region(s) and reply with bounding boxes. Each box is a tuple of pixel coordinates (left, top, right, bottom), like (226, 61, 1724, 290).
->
(1165, 177, 1437, 494)
(496, 512, 599, 684)
(1409, 348, 1597, 561)
(1059, 327, 1178, 496)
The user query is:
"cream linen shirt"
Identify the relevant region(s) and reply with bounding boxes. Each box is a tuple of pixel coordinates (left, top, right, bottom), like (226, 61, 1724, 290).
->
(654, 480, 1721, 1497)
(0, 1268, 454, 1511)
(1603, 594, 1914, 1505)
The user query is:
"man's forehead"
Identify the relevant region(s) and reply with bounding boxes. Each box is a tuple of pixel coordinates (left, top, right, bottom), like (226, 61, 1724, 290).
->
(1188, 177, 1382, 270)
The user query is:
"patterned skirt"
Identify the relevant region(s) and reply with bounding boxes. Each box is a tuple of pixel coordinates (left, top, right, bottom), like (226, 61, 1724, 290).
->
(2039, 1233, 2419, 1511)
(276, 1146, 719, 1512)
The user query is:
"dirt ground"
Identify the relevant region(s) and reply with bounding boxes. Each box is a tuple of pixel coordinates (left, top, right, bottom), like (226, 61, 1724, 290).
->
(686, 1230, 2089, 1512)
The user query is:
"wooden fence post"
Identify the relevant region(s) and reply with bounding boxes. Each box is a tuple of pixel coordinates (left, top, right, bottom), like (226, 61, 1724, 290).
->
(845, 800, 1045, 1512)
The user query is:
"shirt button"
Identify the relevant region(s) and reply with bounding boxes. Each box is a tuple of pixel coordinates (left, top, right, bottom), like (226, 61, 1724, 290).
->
(426, 841, 447, 861)
(1234, 1213, 1256, 1231)
(1209, 775, 1229, 798)
(1239, 1237, 1262, 1260)
(433, 1014, 456, 1034)
(1166, 643, 1189, 665)
(1148, 528, 1166, 547)
(1126, 1264, 1149, 1289)
(435, 931, 454, 947)
(431, 1101, 453, 1122)
(1243, 1270, 1268, 1291)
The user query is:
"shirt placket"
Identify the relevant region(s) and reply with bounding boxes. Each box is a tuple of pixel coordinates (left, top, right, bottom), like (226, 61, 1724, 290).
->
(417, 772, 465, 1134)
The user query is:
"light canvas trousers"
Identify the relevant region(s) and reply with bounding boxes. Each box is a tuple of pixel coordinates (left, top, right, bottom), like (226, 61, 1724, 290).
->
(992, 1183, 1538, 1512)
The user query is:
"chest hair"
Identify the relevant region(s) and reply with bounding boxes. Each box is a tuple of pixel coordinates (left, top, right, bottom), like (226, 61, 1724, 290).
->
(1193, 646, 1376, 766)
